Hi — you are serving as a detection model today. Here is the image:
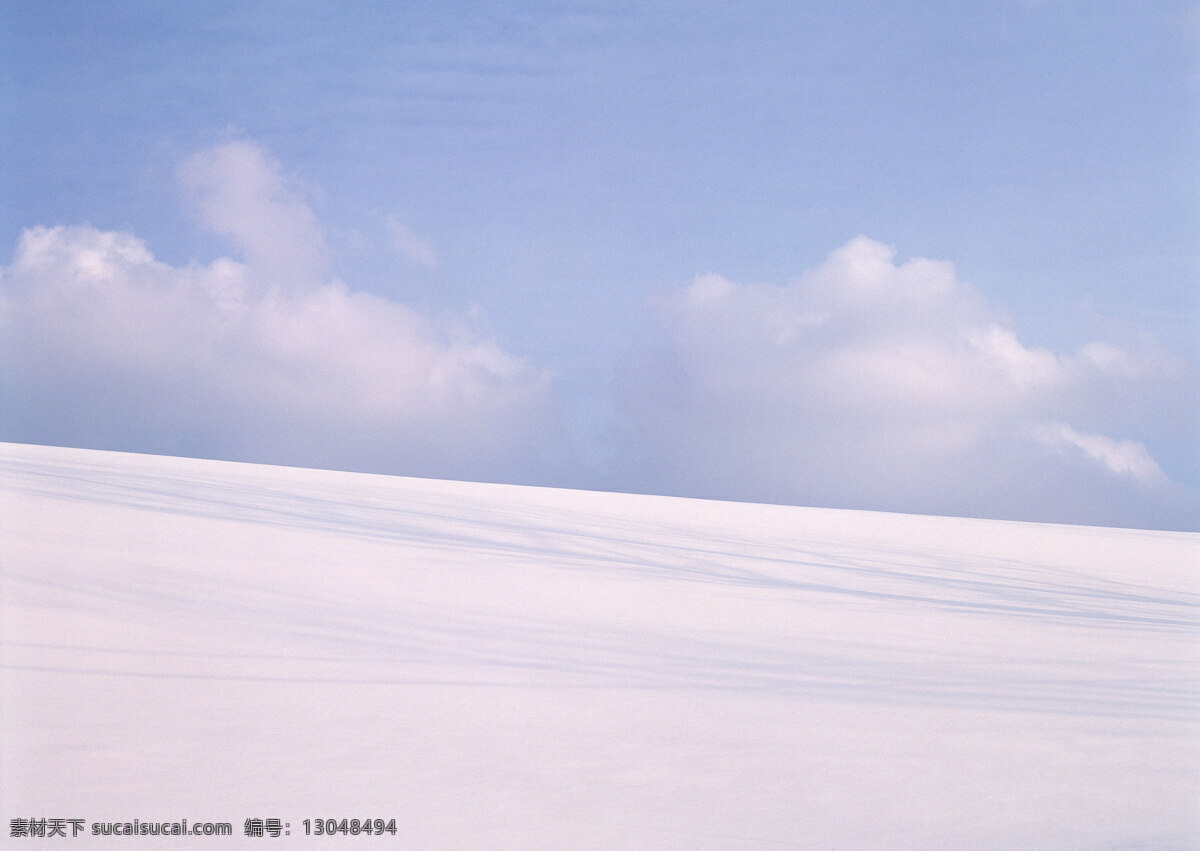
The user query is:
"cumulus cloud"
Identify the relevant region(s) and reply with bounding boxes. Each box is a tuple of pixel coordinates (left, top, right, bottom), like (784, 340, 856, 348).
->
(0, 142, 554, 481)
(615, 236, 1195, 529)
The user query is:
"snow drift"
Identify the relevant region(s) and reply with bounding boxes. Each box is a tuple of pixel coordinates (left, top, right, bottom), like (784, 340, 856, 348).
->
(1, 442, 1197, 847)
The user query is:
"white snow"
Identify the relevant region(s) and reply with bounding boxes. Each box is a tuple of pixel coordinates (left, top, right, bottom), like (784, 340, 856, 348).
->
(2, 441, 1197, 847)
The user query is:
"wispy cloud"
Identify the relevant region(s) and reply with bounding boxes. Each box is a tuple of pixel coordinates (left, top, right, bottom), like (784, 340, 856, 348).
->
(1030, 423, 1166, 485)
(386, 217, 439, 268)
(178, 140, 328, 289)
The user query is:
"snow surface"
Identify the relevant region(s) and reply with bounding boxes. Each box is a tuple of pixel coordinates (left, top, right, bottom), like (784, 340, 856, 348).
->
(1, 441, 1197, 848)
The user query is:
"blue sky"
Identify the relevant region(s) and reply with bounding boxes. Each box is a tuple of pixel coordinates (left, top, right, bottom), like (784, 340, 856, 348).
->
(2, 0, 1197, 529)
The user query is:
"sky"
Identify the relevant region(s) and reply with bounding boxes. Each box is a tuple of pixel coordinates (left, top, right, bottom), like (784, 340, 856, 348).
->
(1, 0, 1197, 530)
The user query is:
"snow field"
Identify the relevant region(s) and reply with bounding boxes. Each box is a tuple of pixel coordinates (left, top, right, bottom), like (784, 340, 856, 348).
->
(2, 442, 1197, 847)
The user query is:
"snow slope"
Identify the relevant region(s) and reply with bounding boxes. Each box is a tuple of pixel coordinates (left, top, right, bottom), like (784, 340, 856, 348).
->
(2, 442, 1197, 847)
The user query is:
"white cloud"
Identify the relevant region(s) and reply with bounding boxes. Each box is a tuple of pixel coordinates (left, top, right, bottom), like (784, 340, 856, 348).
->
(616, 236, 1194, 529)
(2, 141, 1191, 529)
(386, 218, 439, 268)
(0, 143, 554, 481)
(1031, 423, 1166, 485)
(178, 140, 327, 288)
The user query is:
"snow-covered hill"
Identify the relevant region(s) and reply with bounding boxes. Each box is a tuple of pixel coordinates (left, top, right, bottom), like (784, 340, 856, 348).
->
(2, 442, 1197, 847)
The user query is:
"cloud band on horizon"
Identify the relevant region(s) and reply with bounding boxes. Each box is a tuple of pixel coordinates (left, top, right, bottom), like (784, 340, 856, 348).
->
(1, 140, 1194, 530)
